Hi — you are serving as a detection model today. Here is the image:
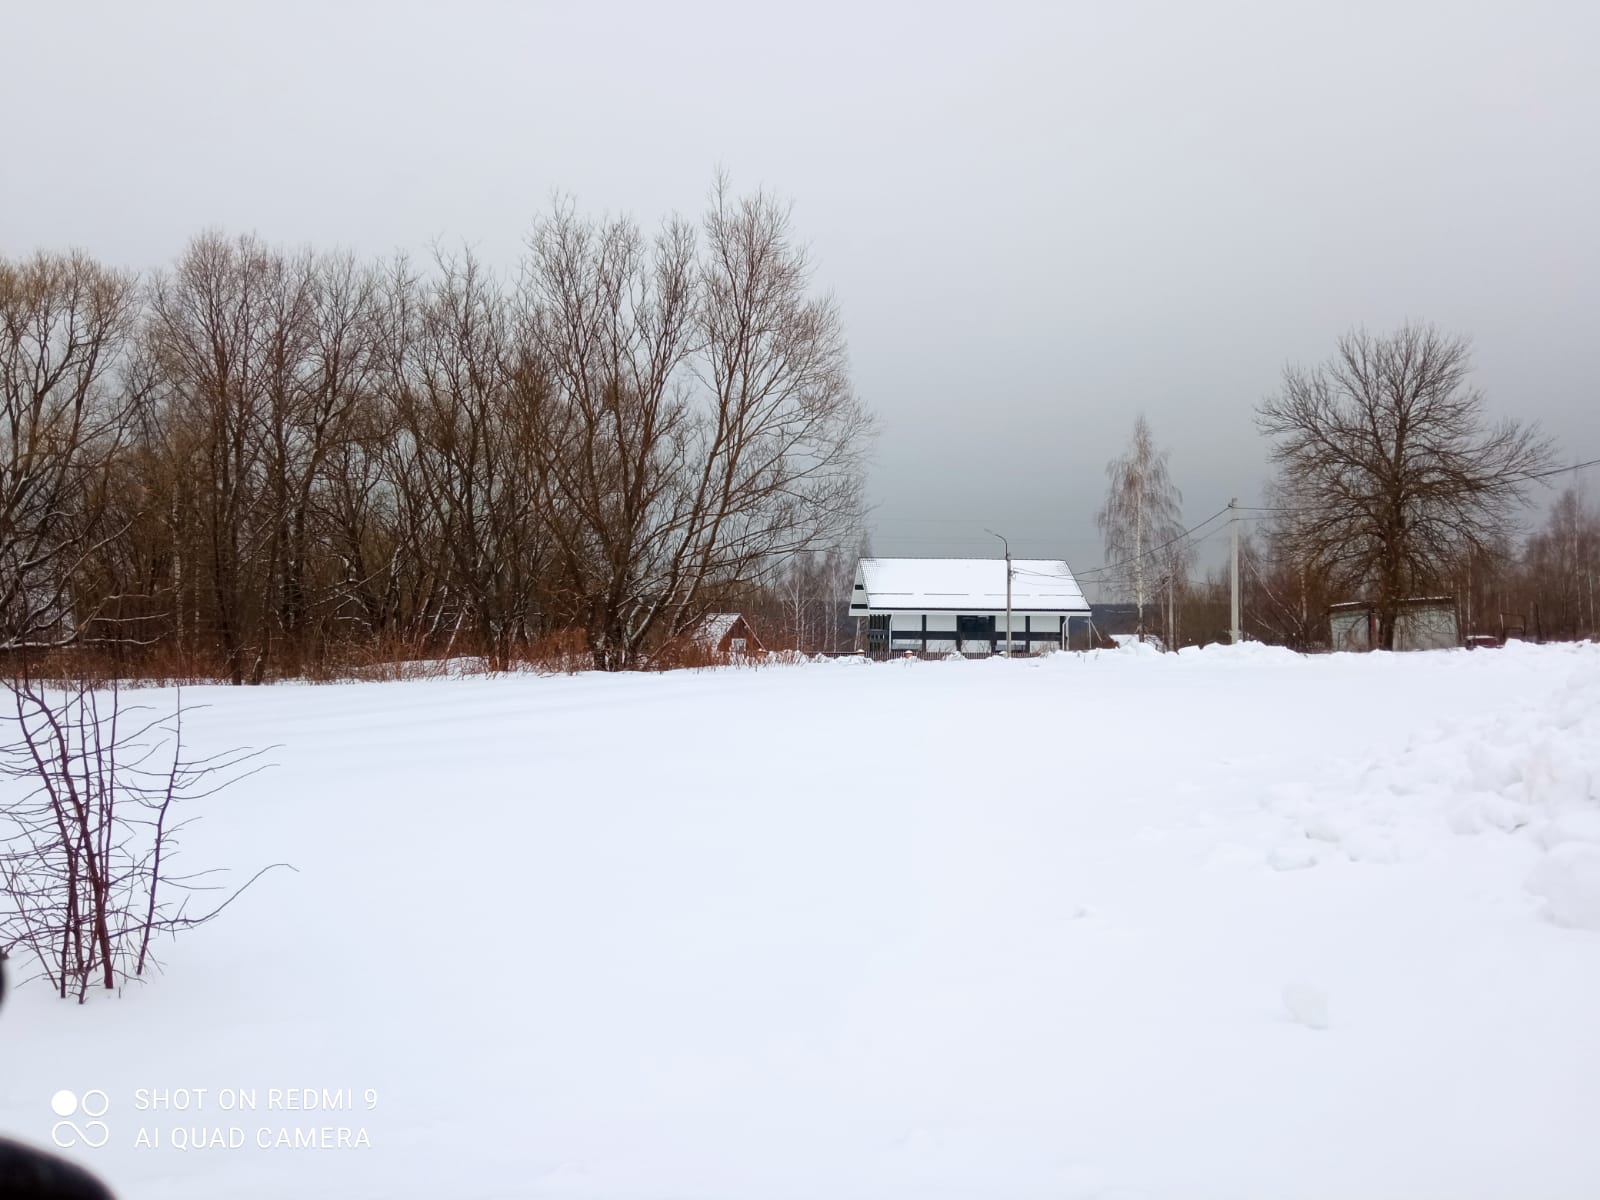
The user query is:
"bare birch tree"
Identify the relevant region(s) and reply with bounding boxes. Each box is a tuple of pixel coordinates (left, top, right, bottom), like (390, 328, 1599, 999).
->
(1096, 415, 1184, 639)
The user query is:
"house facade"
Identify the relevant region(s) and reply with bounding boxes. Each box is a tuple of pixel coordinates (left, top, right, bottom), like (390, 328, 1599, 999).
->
(848, 557, 1091, 656)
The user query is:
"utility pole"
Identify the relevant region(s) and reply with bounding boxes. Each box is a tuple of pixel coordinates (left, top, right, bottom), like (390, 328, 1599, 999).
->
(987, 530, 1013, 656)
(1166, 571, 1174, 650)
(1229, 497, 1241, 644)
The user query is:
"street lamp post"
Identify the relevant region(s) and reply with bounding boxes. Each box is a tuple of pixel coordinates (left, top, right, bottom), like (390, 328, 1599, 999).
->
(986, 529, 1013, 657)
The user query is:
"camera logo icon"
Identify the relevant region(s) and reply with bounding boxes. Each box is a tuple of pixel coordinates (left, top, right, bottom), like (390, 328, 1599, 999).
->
(50, 1089, 110, 1149)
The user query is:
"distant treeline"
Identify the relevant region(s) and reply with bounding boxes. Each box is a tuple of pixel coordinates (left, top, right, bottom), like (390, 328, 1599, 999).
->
(1, 183, 872, 680)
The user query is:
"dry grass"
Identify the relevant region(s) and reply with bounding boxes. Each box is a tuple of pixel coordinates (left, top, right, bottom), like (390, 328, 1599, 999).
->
(4, 624, 794, 687)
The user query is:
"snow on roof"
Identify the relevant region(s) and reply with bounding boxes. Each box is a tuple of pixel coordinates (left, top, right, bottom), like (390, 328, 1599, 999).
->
(855, 558, 1089, 611)
(693, 613, 742, 647)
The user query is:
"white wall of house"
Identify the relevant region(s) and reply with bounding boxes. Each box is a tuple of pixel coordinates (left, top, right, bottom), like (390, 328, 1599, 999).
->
(851, 558, 1091, 655)
(878, 609, 1084, 654)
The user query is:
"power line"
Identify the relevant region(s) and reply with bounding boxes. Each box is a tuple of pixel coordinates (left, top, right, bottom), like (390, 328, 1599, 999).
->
(1187, 523, 1235, 549)
(873, 534, 1099, 546)
(1071, 505, 1232, 581)
(1521, 455, 1600, 481)
(872, 515, 1095, 531)
(1235, 454, 1599, 518)
(997, 507, 1234, 589)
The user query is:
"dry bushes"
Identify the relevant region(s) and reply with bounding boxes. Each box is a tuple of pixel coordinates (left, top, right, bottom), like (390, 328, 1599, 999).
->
(0, 675, 283, 1001)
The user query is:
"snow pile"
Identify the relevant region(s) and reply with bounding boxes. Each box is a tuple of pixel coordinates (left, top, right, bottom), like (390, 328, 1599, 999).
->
(1176, 639, 1304, 666)
(1109, 633, 1165, 655)
(819, 652, 872, 666)
(1281, 980, 1331, 1030)
(1260, 648, 1600, 931)
(1527, 844, 1600, 931)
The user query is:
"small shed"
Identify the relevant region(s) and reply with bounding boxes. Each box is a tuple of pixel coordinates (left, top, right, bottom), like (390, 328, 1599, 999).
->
(693, 613, 763, 657)
(1329, 597, 1459, 651)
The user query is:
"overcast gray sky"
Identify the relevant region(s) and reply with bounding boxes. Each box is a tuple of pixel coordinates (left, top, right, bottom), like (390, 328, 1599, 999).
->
(6, 0, 1597, 579)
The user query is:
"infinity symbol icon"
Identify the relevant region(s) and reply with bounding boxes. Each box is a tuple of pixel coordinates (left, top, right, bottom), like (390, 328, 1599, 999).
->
(50, 1089, 111, 1149)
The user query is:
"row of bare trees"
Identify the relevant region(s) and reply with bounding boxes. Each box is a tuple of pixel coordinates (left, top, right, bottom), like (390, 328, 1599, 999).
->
(1, 184, 872, 678)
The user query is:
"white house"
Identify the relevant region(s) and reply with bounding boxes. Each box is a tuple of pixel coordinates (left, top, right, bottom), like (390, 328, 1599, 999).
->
(848, 557, 1091, 656)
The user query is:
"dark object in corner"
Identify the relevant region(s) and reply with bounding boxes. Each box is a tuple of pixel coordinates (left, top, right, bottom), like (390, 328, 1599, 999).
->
(0, 958, 117, 1199)
(0, 1138, 116, 1200)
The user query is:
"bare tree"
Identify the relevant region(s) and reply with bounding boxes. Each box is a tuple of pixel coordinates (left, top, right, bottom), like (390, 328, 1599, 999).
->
(1520, 484, 1600, 640)
(520, 182, 870, 669)
(518, 204, 700, 669)
(382, 248, 546, 667)
(1258, 324, 1553, 649)
(0, 252, 142, 652)
(673, 183, 869, 632)
(1230, 475, 1339, 649)
(145, 233, 284, 683)
(265, 251, 383, 665)
(1448, 534, 1516, 641)
(1096, 415, 1184, 639)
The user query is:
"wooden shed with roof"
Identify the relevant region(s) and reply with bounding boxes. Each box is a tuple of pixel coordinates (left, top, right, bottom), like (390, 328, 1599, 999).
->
(692, 612, 764, 657)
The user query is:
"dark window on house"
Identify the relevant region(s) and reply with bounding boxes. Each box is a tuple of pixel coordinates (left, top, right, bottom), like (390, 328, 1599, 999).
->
(957, 614, 995, 637)
(866, 611, 890, 650)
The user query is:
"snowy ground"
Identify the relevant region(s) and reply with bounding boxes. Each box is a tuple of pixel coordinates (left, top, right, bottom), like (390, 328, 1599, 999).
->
(3, 642, 1599, 1199)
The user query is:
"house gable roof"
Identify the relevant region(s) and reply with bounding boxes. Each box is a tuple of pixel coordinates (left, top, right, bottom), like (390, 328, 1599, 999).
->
(852, 558, 1089, 612)
(692, 613, 762, 650)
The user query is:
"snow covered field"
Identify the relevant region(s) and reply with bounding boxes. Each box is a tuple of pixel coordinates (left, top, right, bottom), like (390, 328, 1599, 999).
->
(4, 642, 1599, 1199)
